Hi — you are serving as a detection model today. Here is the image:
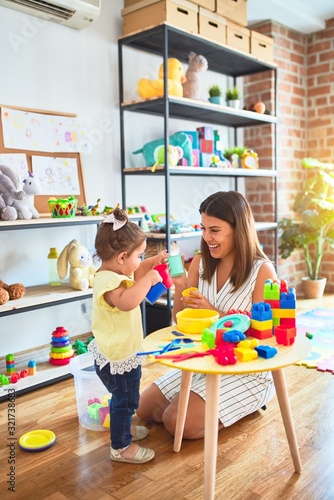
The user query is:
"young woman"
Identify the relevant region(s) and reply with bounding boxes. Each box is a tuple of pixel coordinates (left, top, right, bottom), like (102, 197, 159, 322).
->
(89, 207, 167, 463)
(137, 191, 277, 439)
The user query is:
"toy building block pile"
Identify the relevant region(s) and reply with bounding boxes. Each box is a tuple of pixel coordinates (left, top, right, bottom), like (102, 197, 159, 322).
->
(249, 279, 297, 346)
(0, 355, 36, 386)
(87, 395, 111, 428)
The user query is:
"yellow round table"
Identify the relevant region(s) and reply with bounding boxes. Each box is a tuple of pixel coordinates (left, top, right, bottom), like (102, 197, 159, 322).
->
(143, 327, 311, 500)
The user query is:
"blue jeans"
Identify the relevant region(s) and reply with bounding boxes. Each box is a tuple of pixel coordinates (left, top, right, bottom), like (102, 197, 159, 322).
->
(94, 362, 141, 449)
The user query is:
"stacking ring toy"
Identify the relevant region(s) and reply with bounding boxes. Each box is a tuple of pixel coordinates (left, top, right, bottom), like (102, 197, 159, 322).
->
(209, 313, 250, 333)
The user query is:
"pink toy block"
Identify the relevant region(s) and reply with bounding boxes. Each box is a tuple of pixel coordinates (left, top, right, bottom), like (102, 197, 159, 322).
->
(192, 149, 200, 165)
(99, 406, 110, 424)
(274, 326, 297, 346)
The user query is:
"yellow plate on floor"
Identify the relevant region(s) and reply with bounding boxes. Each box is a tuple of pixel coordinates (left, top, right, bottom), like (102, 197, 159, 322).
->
(19, 429, 56, 451)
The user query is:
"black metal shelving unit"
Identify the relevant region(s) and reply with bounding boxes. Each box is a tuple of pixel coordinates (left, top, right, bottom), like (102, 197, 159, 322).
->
(118, 23, 278, 332)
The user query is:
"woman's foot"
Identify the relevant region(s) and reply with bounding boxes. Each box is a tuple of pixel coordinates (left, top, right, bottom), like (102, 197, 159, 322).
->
(110, 443, 155, 464)
(131, 425, 149, 441)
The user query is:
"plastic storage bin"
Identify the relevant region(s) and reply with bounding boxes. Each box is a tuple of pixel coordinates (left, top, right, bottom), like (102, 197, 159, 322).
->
(69, 352, 110, 431)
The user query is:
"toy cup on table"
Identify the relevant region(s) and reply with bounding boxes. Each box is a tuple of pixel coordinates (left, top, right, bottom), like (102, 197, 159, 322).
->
(153, 264, 173, 289)
(146, 282, 167, 305)
(167, 255, 184, 277)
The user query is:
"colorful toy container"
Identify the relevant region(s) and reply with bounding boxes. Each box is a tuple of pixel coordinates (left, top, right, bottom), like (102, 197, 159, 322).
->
(69, 352, 110, 432)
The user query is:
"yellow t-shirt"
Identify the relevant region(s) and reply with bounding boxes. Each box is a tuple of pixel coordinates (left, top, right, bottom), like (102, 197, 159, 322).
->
(92, 270, 143, 361)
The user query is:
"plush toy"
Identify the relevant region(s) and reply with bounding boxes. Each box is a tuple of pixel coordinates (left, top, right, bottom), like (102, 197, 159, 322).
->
(182, 52, 208, 101)
(151, 144, 184, 172)
(132, 131, 193, 167)
(0, 279, 26, 305)
(57, 239, 96, 291)
(13, 171, 41, 219)
(0, 165, 25, 221)
(138, 58, 186, 99)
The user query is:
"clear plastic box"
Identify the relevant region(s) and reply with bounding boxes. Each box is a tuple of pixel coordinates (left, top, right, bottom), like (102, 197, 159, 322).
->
(69, 352, 110, 431)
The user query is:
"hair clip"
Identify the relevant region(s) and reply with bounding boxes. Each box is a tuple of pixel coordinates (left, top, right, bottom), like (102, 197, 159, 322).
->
(102, 213, 127, 230)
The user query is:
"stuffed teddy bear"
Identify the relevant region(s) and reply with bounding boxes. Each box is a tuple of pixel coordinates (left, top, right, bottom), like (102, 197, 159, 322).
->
(0, 279, 26, 305)
(13, 171, 41, 219)
(0, 165, 25, 221)
(182, 52, 208, 101)
(57, 239, 96, 291)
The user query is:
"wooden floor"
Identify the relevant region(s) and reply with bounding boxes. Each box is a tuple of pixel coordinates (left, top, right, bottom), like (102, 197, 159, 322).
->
(1, 296, 334, 500)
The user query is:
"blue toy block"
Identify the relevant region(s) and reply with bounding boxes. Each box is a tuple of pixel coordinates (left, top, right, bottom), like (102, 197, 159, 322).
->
(223, 330, 246, 343)
(254, 345, 278, 359)
(280, 288, 296, 309)
(251, 302, 272, 321)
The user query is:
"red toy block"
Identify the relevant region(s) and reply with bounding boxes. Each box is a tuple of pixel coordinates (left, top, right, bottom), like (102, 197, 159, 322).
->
(264, 299, 280, 308)
(280, 317, 296, 327)
(247, 327, 273, 340)
(20, 370, 28, 378)
(280, 280, 288, 293)
(274, 326, 297, 346)
(199, 139, 214, 154)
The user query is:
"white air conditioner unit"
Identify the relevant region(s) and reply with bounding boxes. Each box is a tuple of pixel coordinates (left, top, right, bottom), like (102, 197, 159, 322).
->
(0, 0, 101, 29)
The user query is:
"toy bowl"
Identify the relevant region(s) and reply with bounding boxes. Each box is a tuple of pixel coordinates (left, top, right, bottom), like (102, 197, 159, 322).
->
(176, 308, 219, 334)
(48, 196, 78, 218)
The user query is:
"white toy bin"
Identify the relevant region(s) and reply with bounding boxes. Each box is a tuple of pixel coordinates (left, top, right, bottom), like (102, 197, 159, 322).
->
(69, 352, 110, 431)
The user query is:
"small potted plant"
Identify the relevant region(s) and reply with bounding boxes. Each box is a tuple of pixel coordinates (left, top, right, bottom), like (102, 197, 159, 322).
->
(208, 84, 222, 105)
(278, 157, 334, 298)
(223, 146, 247, 168)
(225, 87, 241, 108)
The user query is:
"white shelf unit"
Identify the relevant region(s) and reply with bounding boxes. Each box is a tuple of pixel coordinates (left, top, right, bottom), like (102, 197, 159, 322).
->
(0, 216, 102, 400)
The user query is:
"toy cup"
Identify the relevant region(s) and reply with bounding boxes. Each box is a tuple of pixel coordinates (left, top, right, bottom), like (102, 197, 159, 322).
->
(168, 255, 184, 277)
(146, 282, 167, 304)
(153, 264, 173, 289)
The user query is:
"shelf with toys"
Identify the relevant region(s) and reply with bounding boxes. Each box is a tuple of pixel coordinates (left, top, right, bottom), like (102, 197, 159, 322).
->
(118, 22, 278, 331)
(0, 331, 93, 400)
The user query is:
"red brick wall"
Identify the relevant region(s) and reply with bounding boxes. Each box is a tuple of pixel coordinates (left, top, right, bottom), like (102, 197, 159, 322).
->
(244, 19, 334, 294)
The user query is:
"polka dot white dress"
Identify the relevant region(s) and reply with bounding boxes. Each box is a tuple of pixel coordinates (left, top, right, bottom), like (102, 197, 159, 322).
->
(154, 259, 275, 426)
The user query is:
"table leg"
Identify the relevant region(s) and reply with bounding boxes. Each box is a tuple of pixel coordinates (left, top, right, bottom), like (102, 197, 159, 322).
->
(173, 370, 193, 453)
(204, 374, 220, 500)
(272, 368, 302, 473)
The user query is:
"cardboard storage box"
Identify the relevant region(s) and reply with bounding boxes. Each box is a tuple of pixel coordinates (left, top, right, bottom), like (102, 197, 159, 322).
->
(191, 0, 215, 10)
(122, 0, 199, 36)
(198, 7, 227, 44)
(226, 21, 249, 53)
(215, 0, 247, 27)
(250, 31, 274, 62)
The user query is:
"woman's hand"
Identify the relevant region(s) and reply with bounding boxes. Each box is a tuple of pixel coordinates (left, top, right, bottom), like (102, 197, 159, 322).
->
(182, 290, 214, 310)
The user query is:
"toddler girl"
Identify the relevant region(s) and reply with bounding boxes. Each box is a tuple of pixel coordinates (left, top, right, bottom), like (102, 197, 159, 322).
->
(89, 207, 167, 464)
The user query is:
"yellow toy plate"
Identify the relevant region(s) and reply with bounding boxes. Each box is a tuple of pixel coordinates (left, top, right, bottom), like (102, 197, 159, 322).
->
(19, 429, 56, 452)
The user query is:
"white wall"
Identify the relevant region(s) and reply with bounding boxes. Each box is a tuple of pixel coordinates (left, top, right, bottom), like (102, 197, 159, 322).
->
(0, 1, 233, 356)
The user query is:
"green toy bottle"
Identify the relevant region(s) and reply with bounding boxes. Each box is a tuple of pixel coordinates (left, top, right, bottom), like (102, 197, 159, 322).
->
(48, 247, 62, 286)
